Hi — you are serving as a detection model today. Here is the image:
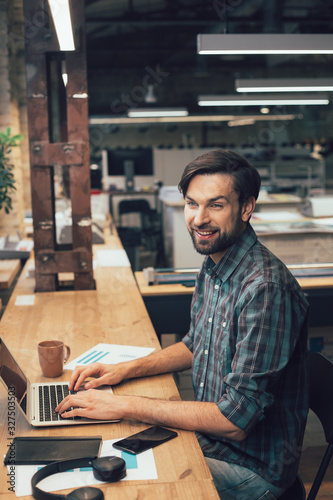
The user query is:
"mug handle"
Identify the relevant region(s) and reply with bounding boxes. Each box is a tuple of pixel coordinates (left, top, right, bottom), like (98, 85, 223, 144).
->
(64, 345, 71, 364)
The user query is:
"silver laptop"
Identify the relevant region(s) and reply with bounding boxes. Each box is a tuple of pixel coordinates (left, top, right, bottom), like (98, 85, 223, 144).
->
(0, 337, 119, 427)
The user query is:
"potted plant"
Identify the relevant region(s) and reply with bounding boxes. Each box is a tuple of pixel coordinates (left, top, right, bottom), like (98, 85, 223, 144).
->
(0, 127, 23, 213)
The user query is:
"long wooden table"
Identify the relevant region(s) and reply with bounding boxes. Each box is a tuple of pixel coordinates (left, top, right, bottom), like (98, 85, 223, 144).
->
(0, 260, 20, 289)
(0, 232, 219, 499)
(135, 270, 333, 337)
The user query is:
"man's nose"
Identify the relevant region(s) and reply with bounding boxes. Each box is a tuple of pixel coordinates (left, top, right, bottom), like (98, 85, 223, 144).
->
(194, 207, 210, 227)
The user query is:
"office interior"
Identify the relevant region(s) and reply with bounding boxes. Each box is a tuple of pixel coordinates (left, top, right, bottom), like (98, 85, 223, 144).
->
(1, 1, 333, 498)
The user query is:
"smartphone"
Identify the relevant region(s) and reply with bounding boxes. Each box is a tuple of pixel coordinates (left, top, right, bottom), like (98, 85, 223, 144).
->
(113, 426, 178, 455)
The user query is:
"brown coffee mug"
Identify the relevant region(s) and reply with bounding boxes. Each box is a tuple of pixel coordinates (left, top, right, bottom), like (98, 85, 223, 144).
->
(38, 340, 71, 378)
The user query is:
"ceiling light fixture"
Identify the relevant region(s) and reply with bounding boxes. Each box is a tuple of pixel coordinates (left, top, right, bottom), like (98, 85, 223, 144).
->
(236, 78, 333, 93)
(48, 0, 75, 51)
(61, 60, 68, 87)
(197, 34, 333, 55)
(144, 84, 157, 103)
(198, 94, 329, 106)
(127, 108, 189, 118)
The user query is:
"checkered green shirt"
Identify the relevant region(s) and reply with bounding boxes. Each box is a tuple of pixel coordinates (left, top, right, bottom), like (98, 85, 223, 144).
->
(183, 224, 309, 488)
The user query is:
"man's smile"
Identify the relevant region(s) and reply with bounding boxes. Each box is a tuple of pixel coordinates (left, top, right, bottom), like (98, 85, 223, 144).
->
(192, 228, 219, 240)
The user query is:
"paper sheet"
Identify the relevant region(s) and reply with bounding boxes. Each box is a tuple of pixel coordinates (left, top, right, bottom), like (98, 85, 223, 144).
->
(14, 295, 35, 306)
(11, 439, 158, 497)
(96, 249, 131, 267)
(65, 343, 155, 370)
(252, 211, 304, 222)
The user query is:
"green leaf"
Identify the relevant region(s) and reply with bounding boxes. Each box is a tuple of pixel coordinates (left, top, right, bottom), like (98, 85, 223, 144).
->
(0, 127, 23, 212)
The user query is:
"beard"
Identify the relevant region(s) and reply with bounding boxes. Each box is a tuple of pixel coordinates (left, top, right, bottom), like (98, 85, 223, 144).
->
(188, 210, 244, 257)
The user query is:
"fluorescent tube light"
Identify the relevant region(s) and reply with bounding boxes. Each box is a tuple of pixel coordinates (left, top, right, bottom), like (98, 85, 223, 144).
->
(197, 34, 333, 55)
(198, 94, 329, 106)
(127, 108, 189, 118)
(48, 0, 75, 51)
(236, 78, 333, 93)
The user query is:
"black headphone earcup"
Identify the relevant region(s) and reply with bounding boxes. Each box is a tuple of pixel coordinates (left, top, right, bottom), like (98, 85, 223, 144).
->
(66, 486, 104, 500)
(92, 456, 127, 482)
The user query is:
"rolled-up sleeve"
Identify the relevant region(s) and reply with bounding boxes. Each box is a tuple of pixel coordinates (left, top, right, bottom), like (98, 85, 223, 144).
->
(216, 281, 306, 432)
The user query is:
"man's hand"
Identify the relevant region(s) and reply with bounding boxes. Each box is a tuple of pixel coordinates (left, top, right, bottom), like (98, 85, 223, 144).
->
(55, 389, 124, 420)
(68, 342, 193, 392)
(68, 362, 127, 392)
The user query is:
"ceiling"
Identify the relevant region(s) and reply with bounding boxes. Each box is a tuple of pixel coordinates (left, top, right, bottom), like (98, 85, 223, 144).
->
(83, 0, 333, 122)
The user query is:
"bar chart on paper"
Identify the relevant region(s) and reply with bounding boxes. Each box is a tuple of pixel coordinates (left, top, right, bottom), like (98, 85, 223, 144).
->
(65, 343, 155, 370)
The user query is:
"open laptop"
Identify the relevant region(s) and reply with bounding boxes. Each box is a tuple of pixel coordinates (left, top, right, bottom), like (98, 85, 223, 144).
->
(0, 337, 119, 427)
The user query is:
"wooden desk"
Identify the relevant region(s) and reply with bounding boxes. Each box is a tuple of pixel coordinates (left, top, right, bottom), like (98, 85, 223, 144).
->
(135, 271, 333, 335)
(0, 232, 218, 499)
(136, 271, 333, 295)
(0, 259, 20, 289)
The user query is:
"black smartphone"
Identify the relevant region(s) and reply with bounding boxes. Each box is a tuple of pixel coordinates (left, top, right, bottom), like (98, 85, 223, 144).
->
(113, 426, 178, 455)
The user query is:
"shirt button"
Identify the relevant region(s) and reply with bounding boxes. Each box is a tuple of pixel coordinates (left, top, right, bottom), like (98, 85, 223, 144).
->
(204, 349, 208, 355)
(222, 321, 226, 327)
(208, 318, 212, 323)
(214, 284, 219, 290)
(200, 382, 204, 387)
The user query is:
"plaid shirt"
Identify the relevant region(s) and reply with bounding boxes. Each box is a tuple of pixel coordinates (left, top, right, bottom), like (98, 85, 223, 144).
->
(182, 224, 309, 488)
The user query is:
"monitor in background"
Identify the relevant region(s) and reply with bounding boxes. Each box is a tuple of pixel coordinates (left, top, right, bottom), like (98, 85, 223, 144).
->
(101, 147, 153, 191)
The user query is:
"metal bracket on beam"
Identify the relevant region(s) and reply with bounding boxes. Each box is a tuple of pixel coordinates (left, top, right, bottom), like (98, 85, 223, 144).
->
(30, 142, 88, 167)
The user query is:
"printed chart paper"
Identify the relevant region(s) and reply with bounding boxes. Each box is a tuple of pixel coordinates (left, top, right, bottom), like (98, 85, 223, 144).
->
(66, 343, 155, 370)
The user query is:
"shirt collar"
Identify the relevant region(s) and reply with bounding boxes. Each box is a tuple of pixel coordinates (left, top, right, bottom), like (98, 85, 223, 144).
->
(204, 224, 258, 283)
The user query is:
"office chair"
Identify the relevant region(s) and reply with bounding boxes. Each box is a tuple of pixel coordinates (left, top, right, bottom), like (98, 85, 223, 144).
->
(279, 475, 306, 500)
(117, 199, 164, 267)
(279, 351, 333, 500)
(118, 199, 153, 231)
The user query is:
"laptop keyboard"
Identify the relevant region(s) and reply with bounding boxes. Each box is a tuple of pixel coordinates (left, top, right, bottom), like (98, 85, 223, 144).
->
(38, 384, 78, 422)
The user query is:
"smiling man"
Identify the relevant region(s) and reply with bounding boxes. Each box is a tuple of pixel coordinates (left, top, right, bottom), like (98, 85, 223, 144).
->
(184, 173, 251, 261)
(56, 150, 309, 500)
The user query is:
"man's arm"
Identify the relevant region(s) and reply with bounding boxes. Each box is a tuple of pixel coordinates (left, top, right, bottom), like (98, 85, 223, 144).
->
(57, 341, 246, 441)
(68, 341, 192, 391)
(115, 395, 247, 441)
(56, 385, 246, 442)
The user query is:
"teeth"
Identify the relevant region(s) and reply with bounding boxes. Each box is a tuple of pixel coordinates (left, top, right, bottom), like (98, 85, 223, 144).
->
(198, 231, 213, 235)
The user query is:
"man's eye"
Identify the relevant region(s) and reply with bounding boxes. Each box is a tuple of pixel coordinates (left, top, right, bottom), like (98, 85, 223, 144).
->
(186, 200, 197, 206)
(211, 204, 223, 208)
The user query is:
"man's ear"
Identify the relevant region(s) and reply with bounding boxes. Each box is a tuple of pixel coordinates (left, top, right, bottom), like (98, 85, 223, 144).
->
(241, 196, 256, 222)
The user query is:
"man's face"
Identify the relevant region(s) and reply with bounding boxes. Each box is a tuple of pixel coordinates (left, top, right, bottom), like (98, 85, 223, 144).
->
(184, 173, 252, 263)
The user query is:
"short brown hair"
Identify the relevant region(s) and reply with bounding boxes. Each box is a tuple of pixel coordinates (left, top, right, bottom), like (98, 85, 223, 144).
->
(178, 149, 261, 204)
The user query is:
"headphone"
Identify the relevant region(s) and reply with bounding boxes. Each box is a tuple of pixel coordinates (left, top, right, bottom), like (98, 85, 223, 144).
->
(31, 456, 126, 500)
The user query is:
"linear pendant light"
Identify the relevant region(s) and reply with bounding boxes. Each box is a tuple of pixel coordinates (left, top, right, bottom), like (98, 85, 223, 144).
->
(236, 78, 333, 93)
(127, 108, 189, 118)
(48, 0, 75, 51)
(197, 34, 333, 55)
(198, 94, 329, 106)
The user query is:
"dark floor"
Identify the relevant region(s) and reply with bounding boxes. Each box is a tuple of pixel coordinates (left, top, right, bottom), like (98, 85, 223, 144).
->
(299, 411, 333, 498)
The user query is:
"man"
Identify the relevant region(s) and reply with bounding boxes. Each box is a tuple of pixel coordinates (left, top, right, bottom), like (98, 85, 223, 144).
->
(57, 150, 309, 499)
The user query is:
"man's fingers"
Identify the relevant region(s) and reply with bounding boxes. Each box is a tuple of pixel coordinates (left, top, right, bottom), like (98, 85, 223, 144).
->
(70, 366, 97, 391)
(83, 375, 108, 389)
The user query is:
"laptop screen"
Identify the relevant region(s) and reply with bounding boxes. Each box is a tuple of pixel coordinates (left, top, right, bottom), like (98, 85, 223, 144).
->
(0, 337, 28, 413)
